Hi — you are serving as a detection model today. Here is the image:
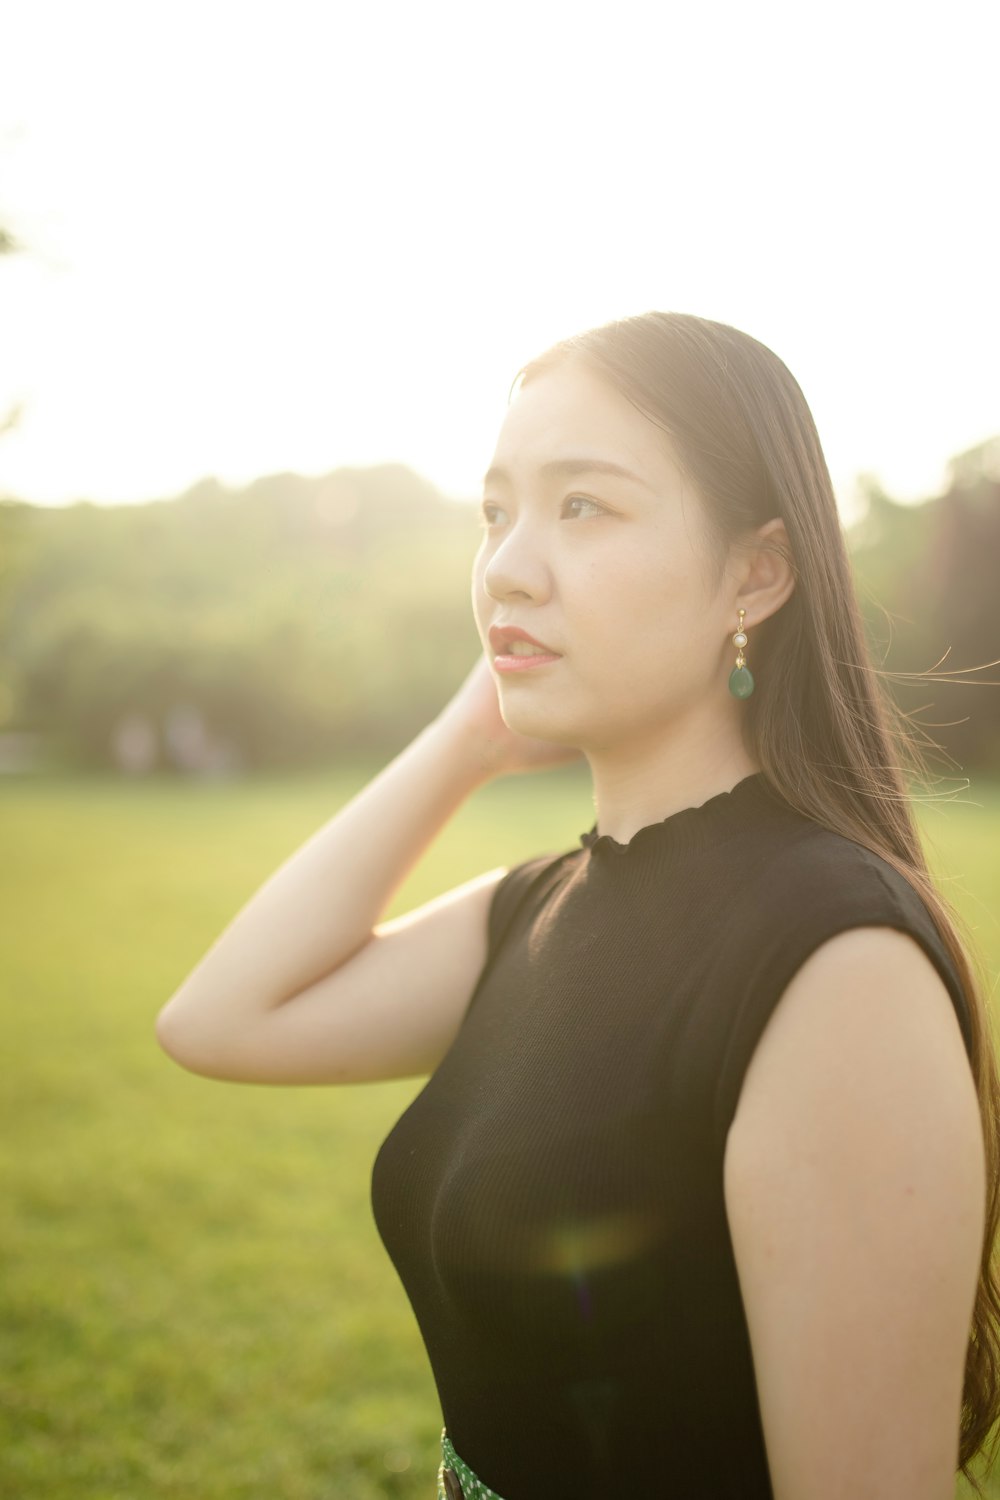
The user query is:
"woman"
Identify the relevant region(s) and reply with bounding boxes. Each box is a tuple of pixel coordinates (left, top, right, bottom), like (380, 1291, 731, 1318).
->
(156, 312, 1000, 1500)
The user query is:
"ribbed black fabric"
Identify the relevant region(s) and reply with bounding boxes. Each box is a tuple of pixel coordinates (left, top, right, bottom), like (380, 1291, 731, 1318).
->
(370, 772, 974, 1499)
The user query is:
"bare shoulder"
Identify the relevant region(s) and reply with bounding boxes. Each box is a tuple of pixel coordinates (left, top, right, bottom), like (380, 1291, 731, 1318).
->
(725, 924, 979, 1158)
(722, 925, 986, 1499)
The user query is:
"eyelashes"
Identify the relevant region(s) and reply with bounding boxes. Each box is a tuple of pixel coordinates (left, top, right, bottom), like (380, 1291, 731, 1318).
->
(565, 496, 607, 520)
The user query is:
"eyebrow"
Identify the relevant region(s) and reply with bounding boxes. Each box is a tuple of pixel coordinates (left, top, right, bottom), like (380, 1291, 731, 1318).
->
(481, 456, 658, 496)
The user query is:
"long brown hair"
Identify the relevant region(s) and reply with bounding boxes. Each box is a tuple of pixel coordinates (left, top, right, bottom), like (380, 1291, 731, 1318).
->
(512, 311, 1000, 1491)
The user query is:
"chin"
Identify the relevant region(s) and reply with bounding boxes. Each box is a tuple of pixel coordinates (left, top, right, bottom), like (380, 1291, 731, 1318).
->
(498, 697, 580, 745)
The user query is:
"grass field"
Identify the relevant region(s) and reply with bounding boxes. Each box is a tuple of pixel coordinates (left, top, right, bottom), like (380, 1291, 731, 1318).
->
(3, 762, 999, 1499)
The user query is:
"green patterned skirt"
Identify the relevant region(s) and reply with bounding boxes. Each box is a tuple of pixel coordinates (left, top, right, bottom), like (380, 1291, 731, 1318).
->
(436, 1426, 506, 1500)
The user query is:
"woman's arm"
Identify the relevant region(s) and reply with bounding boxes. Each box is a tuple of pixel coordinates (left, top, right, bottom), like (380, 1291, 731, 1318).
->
(155, 655, 581, 1077)
(723, 925, 985, 1500)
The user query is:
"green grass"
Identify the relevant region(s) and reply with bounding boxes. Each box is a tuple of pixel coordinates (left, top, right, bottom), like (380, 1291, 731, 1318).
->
(2, 763, 999, 1499)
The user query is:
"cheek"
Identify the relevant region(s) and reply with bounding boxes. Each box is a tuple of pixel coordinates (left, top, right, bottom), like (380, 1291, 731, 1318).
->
(586, 567, 712, 692)
(587, 551, 693, 640)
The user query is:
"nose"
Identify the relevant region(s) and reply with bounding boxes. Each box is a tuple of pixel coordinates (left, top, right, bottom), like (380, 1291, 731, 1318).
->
(480, 518, 551, 604)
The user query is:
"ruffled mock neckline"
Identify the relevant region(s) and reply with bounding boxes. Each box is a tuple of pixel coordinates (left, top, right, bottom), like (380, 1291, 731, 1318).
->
(579, 771, 776, 859)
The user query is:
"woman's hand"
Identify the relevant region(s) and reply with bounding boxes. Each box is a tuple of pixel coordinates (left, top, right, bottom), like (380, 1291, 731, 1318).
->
(436, 653, 585, 780)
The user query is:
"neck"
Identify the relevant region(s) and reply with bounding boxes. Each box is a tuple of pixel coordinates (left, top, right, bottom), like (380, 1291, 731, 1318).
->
(583, 720, 760, 847)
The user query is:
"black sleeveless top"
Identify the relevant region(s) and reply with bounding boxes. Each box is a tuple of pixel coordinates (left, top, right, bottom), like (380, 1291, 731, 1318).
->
(370, 772, 974, 1499)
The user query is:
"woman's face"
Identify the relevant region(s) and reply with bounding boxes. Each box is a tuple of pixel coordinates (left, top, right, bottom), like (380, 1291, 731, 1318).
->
(471, 358, 737, 753)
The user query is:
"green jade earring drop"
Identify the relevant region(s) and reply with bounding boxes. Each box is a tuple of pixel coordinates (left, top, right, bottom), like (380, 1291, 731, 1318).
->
(728, 609, 755, 698)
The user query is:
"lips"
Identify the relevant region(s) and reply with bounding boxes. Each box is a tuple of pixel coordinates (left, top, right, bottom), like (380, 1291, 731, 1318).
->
(489, 624, 561, 655)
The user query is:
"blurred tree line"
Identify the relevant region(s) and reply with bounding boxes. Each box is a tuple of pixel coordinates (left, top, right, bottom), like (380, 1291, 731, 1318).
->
(0, 438, 997, 774)
(0, 467, 483, 771)
(849, 434, 1000, 775)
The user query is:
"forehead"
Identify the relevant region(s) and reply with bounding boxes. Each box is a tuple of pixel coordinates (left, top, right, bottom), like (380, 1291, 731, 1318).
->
(486, 360, 686, 495)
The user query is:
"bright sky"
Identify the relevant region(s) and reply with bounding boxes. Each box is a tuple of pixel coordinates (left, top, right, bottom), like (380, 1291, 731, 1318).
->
(1, 0, 997, 528)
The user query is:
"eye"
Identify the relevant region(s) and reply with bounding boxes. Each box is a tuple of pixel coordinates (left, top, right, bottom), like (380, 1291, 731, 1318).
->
(479, 492, 605, 528)
(563, 495, 606, 519)
(479, 501, 505, 528)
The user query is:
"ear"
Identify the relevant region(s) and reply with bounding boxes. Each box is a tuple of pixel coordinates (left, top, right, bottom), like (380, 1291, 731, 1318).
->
(735, 518, 796, 626)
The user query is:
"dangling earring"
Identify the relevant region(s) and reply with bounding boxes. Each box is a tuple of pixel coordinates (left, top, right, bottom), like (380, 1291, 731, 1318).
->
(728, 609, 755, 698)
